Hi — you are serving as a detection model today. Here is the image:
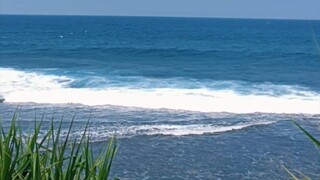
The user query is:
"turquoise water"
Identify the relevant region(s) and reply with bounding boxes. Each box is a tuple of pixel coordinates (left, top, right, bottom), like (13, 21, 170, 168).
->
(0, 15, 320, 179)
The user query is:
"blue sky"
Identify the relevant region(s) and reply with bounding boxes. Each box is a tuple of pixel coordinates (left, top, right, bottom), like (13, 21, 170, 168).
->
(1, 0, 319, 20)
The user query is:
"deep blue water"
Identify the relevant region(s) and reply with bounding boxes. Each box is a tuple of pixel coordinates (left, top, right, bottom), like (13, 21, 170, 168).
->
(1, 15, 320, 88)
(0, 15, 320, 179)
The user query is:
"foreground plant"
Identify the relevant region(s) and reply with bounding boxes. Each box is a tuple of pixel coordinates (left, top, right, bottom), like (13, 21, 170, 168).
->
(0, 111, 117, 180)
(282, 121, 320, 180)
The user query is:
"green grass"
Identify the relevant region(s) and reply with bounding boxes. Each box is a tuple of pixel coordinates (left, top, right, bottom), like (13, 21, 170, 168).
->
(0, 111, 117, 180)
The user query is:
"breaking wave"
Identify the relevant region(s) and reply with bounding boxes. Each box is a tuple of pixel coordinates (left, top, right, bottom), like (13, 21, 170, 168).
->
(1, 68, 319, 114)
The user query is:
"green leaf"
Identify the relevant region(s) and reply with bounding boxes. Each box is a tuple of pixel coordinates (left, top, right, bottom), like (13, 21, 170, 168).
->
(293, 121, 320, 147)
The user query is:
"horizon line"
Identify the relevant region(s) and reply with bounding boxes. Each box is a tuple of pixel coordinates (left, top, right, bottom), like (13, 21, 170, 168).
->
(1, 13, 320, 21)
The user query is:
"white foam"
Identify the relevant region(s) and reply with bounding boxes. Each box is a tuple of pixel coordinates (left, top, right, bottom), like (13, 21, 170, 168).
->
(127, 121, 274, 136)
(0, 68, 72, 92)
(1, 68, 319, 114)
(69, 121, 276, 140)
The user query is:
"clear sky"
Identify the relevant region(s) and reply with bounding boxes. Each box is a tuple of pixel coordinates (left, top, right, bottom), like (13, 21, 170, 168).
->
(1, 0, 320, 20)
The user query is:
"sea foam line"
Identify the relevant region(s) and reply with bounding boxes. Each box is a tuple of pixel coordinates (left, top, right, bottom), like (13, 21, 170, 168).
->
(3, 88, 319, 114)
(60, 121, 276, 140)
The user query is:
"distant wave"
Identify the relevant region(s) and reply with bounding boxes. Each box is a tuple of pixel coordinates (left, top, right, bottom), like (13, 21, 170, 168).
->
(5, 46, 313, 58)
(1, 68, 319, 114)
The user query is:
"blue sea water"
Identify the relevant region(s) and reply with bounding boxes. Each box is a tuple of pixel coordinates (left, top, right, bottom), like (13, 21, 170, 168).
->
(0, 15, 320, 179)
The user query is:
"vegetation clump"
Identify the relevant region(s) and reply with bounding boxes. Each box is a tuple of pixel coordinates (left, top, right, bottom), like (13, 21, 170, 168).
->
(0, 111, 117, 180)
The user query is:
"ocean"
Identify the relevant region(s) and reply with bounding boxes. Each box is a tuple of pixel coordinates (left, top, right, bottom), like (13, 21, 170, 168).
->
(0, 15, 320, 179)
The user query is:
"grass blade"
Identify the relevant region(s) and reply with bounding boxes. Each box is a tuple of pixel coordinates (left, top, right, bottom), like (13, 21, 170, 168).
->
(293, 121, 320, 147)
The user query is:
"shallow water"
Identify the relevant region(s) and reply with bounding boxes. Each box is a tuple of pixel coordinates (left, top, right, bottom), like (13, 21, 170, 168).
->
(1, 103, 319, 179)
